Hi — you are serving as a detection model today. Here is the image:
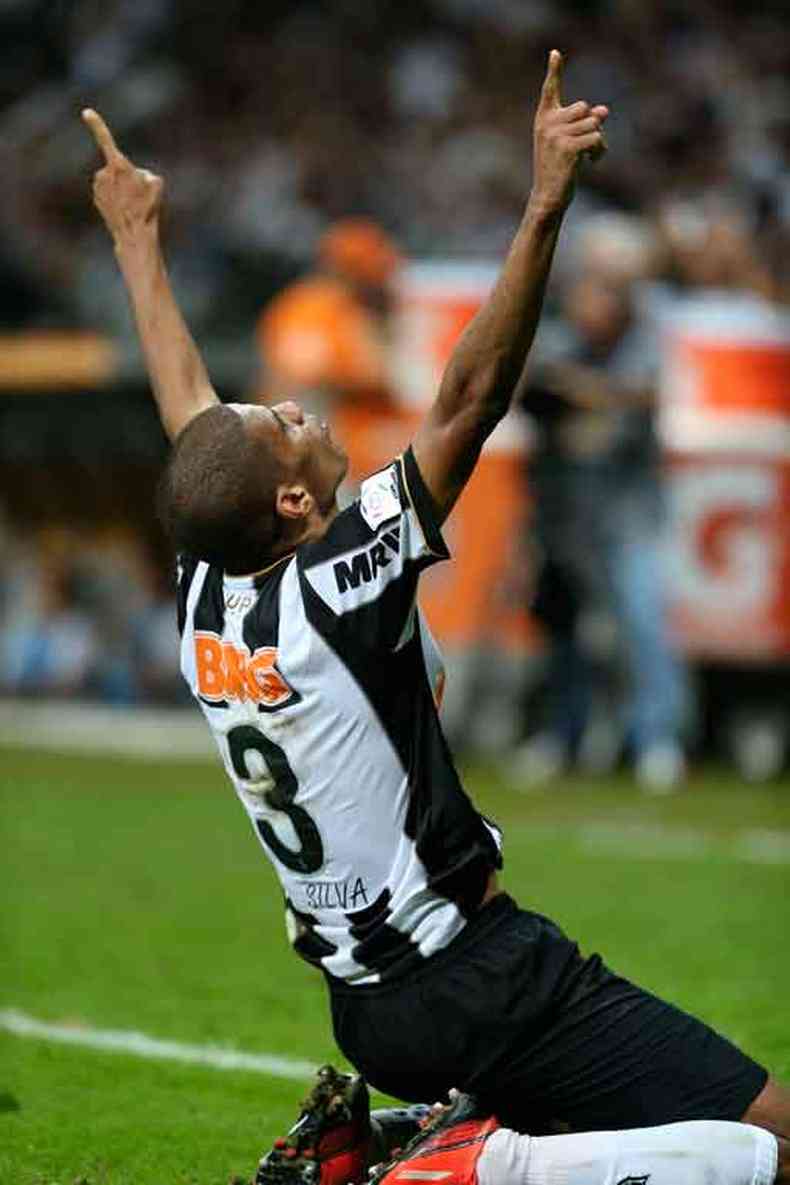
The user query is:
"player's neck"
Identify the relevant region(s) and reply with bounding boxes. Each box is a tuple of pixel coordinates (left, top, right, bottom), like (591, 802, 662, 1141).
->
(262, 503, 339, 567)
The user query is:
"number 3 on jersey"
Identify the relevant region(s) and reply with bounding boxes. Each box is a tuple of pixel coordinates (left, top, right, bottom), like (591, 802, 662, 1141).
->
(227, 724, 324, 874)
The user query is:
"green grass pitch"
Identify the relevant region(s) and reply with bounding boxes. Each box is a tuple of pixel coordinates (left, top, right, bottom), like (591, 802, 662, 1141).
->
(2, 748, 789, 1184)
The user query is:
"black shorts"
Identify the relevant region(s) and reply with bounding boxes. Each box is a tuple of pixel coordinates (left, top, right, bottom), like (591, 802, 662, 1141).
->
(327, 894, 767, 1133)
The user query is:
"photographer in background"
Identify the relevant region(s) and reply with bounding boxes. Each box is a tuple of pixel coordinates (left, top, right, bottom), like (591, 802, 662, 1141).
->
(513, 214, 687, 792)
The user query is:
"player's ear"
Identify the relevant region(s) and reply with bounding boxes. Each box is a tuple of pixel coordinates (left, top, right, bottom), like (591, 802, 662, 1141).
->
(276, 483, 314, 522)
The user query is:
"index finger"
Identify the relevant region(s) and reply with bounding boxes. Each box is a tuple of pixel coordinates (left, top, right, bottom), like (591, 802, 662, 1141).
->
(81, 108, 125, 164)
(539, 49, 563, 110)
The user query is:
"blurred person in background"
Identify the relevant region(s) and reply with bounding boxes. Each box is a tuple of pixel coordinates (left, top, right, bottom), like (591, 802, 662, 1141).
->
(656, 198, 765, 298)
(512, 214, 687, 792)
(1, 532, 98, 699)
(0, 515, 37, 690)
(751, 222, 790, 309)
(0, 526, 178, 705)
(256, 218, 403, 487)
(81, 531, 153, 704)
(132, 551, 186, 704)
(653, 198, 790, 782)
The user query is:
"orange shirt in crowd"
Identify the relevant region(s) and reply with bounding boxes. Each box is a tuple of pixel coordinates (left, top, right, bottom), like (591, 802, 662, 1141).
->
(257, 274, 388, 400)
(256, 219, 406, 482)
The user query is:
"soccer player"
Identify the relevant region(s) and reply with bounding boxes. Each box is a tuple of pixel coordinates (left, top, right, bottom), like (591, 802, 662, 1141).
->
(254, 1065, 786, 1185)
(82, 50, 790, 1148)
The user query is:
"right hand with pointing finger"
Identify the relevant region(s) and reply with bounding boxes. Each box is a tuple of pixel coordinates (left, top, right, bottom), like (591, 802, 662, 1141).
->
(82, 108, 164, 252)
(531, 50, 609, 214)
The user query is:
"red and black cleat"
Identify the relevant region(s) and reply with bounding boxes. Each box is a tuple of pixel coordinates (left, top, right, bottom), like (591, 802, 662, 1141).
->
(255, 1066, 373, 1185)
(368, 1091, 495, 1185)
(255, 1066, 433, 1185)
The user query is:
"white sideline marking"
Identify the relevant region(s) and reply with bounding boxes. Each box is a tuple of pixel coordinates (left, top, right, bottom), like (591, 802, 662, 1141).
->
(0, 1009, 316, 1080)
(735, 828, 790, 865)
(0, 700, 216, 761)
(575, 822, 790, 865)
(519, 821, 790, 865)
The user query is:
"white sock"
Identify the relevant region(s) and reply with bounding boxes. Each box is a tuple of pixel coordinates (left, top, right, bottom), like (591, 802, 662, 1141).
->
(476, 1120, 778, 1185)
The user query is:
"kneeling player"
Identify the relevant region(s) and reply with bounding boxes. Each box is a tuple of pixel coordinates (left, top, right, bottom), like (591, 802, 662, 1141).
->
(255, 1066, 785, 1185)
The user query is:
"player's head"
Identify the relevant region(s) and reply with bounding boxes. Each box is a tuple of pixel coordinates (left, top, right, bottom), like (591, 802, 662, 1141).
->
(159, 401, 347, 573)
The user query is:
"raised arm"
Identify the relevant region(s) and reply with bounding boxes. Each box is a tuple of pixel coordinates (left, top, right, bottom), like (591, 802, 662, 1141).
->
(82, 109, 218, 442)
(411, 51, 608, 521)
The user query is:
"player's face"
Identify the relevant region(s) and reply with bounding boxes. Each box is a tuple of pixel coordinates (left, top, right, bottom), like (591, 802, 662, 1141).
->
(249, 402, 348, 515)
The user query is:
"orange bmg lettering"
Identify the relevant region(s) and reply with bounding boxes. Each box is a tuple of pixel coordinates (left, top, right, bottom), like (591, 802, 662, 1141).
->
(194, 633, 292, 706)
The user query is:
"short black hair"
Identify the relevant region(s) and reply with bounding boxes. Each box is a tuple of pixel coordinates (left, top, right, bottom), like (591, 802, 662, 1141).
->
(158, 405, 282, 573)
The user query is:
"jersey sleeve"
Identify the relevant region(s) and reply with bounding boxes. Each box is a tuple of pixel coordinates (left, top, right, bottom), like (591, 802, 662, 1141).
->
(298, 445, 449, 650)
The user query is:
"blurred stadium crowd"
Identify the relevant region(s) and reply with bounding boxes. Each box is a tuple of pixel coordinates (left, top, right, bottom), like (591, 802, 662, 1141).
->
(1, 0, 789, 779)
(3, 0, 788, 331)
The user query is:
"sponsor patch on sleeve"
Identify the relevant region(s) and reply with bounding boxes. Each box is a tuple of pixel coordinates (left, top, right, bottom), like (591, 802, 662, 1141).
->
(359, 465, 402, 532)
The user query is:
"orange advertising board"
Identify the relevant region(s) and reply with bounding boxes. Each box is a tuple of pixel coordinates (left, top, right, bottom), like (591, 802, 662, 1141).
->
(661, 296, 790, 659)
(667, 457, 790, 659)
(392, 263, 537, 649)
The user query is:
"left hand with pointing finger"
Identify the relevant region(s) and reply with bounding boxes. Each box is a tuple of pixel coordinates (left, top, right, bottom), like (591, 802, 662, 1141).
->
(530, 50, 609, 215)
(82, 108, 164, 255)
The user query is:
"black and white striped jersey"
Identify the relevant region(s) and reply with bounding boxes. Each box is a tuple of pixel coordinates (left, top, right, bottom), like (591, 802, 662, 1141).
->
(177, 446, 502, 985)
